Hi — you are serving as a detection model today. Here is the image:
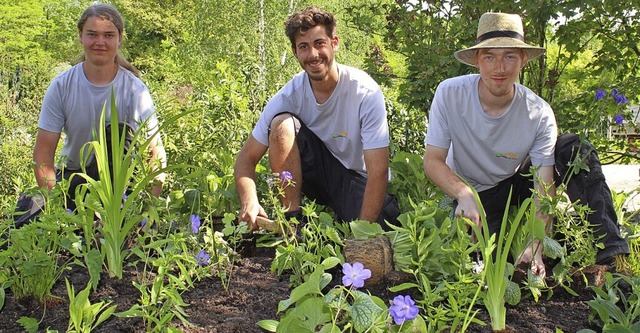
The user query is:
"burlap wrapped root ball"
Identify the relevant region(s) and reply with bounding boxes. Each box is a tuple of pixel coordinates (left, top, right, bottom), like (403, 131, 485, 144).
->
(343, 236, 394, 286)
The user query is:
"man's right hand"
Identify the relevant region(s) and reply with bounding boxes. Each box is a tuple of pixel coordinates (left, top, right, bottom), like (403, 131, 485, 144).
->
(455, 190, 482, 229)
(238, 202, 268, 230)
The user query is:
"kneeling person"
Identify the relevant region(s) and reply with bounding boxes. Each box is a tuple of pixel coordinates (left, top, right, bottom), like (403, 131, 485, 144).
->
(234, 6, 399, 231)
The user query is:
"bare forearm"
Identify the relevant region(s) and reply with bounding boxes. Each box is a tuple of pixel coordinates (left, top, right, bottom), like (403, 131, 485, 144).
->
(533, 165, 556, 233)
(234, 158, 260, 209)
(424, 157, 473, 201)
(359, 176, 386, 222)
(149, 145, 167, 197)
(34, 162, 56, 191)
(33, 129, 60, 192)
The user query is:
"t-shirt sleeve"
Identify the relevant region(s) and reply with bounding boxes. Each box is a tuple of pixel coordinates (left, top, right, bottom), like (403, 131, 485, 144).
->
(529, 105, 557, 167)
(360, 87, 389, 150)
(135, 88, 161, 143)
(424, 83, 451, 149)
(38, 81, 65, 133)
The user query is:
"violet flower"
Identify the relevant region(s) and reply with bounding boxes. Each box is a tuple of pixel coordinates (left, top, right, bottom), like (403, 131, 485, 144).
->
(280, 171, 293, 184)
(195, 250, 210, 266)
(614, 114, 624, 125)
(342, 262, 371, 289)
(190, 214, 201, 234)
(389, 295, 419, 325)
(615, 94, 629, 105)
(266, 176, 275, 188)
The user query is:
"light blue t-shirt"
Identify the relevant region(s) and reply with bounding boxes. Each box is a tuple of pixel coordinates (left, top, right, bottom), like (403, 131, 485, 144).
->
(38, 63, 160, 170)
(425, 74, 557, 191)
(253, 63, 390, 177)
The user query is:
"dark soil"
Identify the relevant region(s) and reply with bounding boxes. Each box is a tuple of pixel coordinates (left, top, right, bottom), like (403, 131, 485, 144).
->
(0, 245, 608, 333)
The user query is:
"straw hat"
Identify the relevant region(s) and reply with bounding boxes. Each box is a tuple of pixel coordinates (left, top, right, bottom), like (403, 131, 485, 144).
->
(454, 12, 546, 67)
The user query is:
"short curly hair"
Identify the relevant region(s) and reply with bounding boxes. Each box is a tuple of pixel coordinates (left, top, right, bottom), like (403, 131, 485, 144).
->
(284, 6, 336, 49)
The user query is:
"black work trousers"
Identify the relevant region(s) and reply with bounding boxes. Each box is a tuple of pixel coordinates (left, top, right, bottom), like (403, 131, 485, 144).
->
(479, 133, 629, 264)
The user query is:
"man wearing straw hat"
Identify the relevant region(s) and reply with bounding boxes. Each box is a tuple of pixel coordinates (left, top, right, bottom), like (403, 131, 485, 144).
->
(423, 12, 629, 278)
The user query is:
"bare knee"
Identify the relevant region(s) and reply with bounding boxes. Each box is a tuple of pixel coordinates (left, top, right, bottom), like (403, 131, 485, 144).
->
(269, 113, 298, 143)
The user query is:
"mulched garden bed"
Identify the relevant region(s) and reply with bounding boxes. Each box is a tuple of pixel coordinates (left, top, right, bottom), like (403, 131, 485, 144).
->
(0, 245, 608, 333)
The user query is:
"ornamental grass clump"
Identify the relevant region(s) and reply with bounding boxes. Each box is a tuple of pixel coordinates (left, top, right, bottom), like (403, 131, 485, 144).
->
(76, 91, 172, 279)
(468, 187, 534, 332)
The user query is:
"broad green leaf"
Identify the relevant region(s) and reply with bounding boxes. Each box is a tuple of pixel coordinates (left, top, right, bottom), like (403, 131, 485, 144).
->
(278, 268, 324, 312)
(351, 290, 384, 333)
(321, 256, 340, 270)
(277, 297, 330, 333)
(350, 220, 384, 239)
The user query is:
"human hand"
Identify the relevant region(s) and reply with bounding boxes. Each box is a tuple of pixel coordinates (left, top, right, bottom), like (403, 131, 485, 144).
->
(455, 192, 482, 229)
(517, 240, 546, 279)
(238, 201, 267, 230)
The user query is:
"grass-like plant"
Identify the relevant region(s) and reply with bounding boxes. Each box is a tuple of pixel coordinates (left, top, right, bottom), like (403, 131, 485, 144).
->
(467, 187, 534, 331)
(75, 90, 175, 279)
(122, 232, 198, 332)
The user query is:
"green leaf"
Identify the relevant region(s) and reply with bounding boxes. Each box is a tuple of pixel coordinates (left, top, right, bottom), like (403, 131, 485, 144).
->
(277, 297, 330, 333)
(350, 290, 384, 333)
(257, 319, 279, 332)
(388, 282, 420, 292)
(94, 304, 118, 328)
(603, 323, 634, 333)
(321, 257, 340, 270)
(543, 236, 563, 259)
(396, 315, 428, 333)
(85, 249, 103, 291)
(504, 280, 521, 306)
(350, 220, 385, 239)
(17, 316, 39, 333)
(278, 268, 324, 312)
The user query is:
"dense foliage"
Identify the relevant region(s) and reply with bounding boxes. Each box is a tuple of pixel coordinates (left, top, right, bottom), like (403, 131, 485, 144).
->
(1, 2, 640, 331)
(1, 0, 639, 202)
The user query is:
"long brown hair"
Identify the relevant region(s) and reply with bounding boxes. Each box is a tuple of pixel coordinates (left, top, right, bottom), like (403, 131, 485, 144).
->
(77, 3, 141, 77)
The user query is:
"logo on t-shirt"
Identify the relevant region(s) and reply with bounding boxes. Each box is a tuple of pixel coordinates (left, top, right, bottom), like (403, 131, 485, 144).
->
(332, 131, 348, 139)
(495, 152, 518, 160)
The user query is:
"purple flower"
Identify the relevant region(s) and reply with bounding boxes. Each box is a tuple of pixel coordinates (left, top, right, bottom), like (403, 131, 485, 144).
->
(615, 94, 628, 105)
(122, 193, 128, 201)
(342, 262, 371, 289)
(614, 114, 624, 125)
(612, 89, 619, 97)
(266, 176, 276, 188)
(141, 219, 147, 228)
(195, 250, 210, 266)
(190, 214, 201, 234)
(280, 171, 293, 184)
(389, 295, 419, 325)
(65, 208, 73, 213)
(595, 89, 606, 101)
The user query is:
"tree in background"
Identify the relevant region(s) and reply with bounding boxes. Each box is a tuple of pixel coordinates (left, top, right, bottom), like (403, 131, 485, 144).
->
(346, 0, 640, 161)
(1, 0, 639, 201)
